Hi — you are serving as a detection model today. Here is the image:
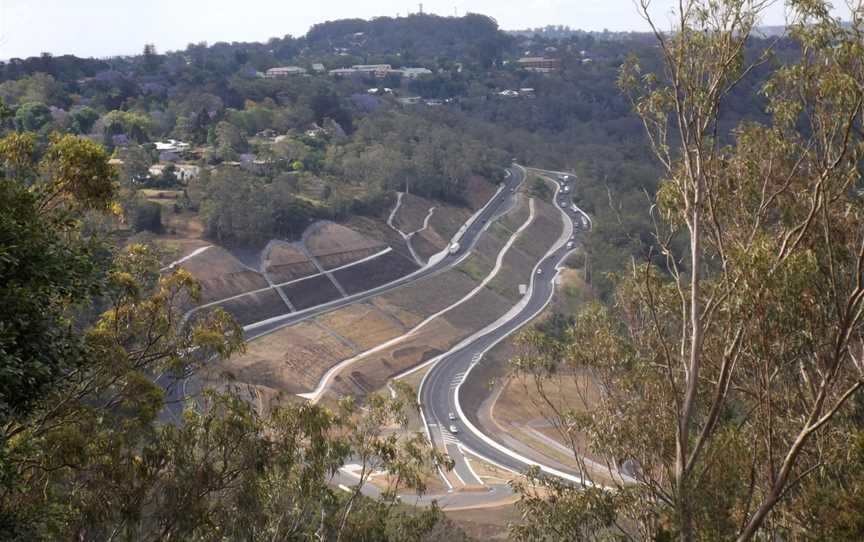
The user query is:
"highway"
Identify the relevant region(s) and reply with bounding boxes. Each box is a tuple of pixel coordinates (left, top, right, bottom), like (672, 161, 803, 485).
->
(161, 165, 527, 423)
(417, 169, 596, 489)
(166, 165, 599, 506)
(242, 164, 528, 340)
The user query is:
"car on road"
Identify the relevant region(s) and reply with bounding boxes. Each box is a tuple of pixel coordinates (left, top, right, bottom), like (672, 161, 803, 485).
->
(449, 425, 459, 434)
(536, 268, 542, 275)
(567, 242, 574, 249)
(448, 412, 457, 420)
(449, 242, 460, 255)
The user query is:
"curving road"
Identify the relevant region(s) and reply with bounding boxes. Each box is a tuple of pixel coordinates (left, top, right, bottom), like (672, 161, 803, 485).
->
(242, 165, 528, 341)
(162, 165, 527, 422)
(417, 169, 597, 490)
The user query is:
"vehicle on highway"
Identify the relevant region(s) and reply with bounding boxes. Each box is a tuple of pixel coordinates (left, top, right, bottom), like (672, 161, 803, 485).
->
(567, 242, 574, 249)
(449, 242, 460, 255)
(448, 412, 456, 420)
(563, 186, 570, 193)
(449, 425, 459, 434)
(536, 268, 542, 275)
(581, 216, 589, 228)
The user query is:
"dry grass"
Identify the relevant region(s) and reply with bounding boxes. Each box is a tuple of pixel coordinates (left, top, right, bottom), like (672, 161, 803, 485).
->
(370, 298, 424, 328)
(179, 247, 268, 303)
(315, 303, 406, 350)
(218, 321, 358, 394)
(376, 270, 478, 318)
(513, 200, 563, 261)
(306, 222, 385, 257)
(445, 504, 519, 540)
(393, 192, 435, 233)
(330, 318, 463, 396)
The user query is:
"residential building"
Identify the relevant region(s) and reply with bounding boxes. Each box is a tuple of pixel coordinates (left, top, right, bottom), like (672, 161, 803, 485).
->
(311, 63, 326, 73)
(517, 57, 561, 73)
(264, 66, 307, 78)
(154, 139, 191, 154)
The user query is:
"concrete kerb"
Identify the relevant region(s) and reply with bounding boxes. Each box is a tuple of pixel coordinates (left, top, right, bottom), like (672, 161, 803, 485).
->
(418, 169, 612, 489)
(246, 168, 525, 339)
(297, 194, 535, 402)
(449, 175, 602, 488)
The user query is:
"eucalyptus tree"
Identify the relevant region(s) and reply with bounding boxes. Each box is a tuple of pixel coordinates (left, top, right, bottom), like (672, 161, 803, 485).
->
(511, 1, 864, 540)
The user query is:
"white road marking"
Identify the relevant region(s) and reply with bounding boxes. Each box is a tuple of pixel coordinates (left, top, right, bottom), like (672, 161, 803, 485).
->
(298, 194, 536, 402)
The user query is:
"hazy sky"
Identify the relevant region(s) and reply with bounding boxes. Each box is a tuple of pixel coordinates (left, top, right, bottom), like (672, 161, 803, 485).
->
(1, 0, 797, 60)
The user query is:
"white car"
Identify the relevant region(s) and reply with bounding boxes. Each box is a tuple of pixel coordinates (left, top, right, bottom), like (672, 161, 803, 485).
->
(448, 412, 457, 421)
(449, 425, 459, 434)
(567, 242, 574, 249)
(536, 268, 543, 275)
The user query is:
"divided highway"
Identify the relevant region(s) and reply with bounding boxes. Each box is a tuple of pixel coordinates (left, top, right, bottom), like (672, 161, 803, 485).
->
(417, 169, 595, 488)
(243, 164, 527, 340)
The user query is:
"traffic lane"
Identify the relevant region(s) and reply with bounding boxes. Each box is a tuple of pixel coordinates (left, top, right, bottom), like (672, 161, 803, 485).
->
(245, 168, 525, 339)
(427, 249, 578, 478)
(446, 442, 482, 485)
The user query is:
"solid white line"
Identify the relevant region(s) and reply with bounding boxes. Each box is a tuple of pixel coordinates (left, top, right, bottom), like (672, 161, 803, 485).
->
(446, 176, 614, 489)
(338, 484, 352, 493)
(458, 444, 485, 485)
(296, 198, 536, 402)
(459, 444, 520, 475)
(246, 166, 526, 337)
(414, 170, 609, 488)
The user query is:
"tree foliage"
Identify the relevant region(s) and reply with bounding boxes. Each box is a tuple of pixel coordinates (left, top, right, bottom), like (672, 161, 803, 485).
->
(511, 1, 864, 540)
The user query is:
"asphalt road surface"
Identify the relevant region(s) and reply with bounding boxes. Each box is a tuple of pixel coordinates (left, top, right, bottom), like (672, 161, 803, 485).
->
(161, 165, 527, 422)
(419, 169, 593, 488)
(243, 164, 528, 340)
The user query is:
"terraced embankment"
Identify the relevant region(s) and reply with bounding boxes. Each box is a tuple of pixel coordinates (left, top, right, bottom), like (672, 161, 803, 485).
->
(211, 185, 566, 406)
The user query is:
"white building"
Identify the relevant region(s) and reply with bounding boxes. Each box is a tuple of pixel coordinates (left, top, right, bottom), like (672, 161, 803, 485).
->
(265, 66, 307, 78)
(154, 139, 190, 153)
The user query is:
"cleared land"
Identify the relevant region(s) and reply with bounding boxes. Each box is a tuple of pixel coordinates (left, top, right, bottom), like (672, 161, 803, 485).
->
(179, 247, 268, 303)
(315, 303, 407, 351)
(331, 250, 419, 295)
(281, 274, 343, 310)
(329, 318, 463, 397)
(317, 246, 384, 270)
(306, 222, 385, 259)
(441, 287, 512, 331)
(393, 192, 435, 233)
(264, 243, 317, 283)
(374, 270, 478, 318)
(215, 289, 289, 326)
(513, 200, 563, 261)
(216, 321, 357, 394)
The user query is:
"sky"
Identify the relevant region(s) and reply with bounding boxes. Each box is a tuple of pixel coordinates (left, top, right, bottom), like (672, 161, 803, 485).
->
(0, 0, 801, 60)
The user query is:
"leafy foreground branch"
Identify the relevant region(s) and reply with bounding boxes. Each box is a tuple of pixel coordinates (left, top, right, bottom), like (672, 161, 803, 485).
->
(0, 128, 454, 540)
(510, 1, 864, 541)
